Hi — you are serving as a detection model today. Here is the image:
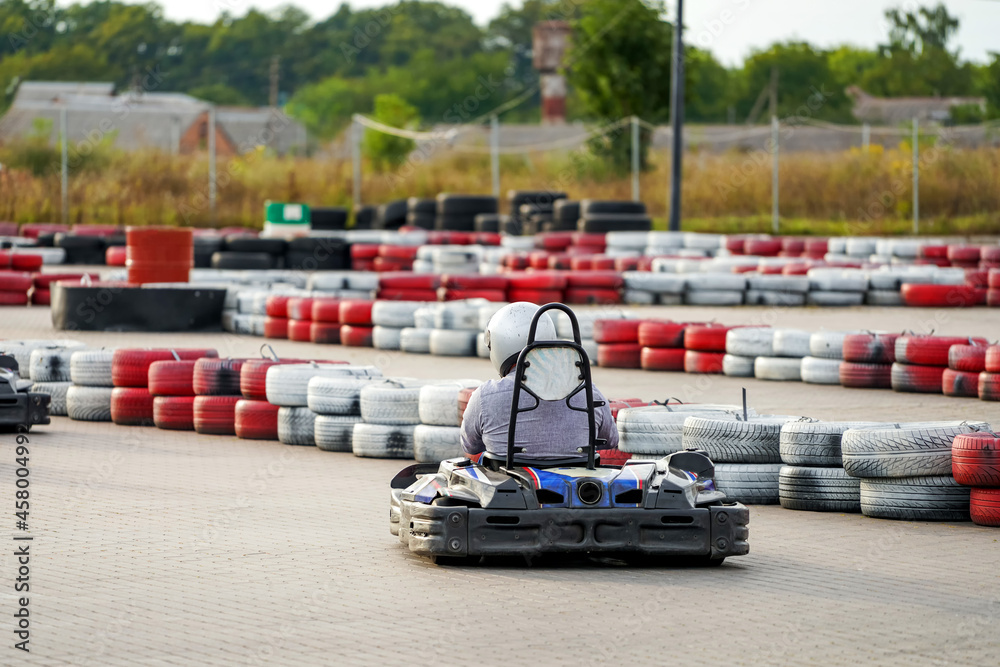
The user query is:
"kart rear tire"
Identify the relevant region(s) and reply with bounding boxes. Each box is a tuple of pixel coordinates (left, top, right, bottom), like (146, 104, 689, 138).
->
(841, 421, 988, 478)
(277, 406, 317, 446)
(352, 423, 417, 458)
(860, 476, 970, 521)
(778, 466, 861, 512)
(713, 463, 782, 505)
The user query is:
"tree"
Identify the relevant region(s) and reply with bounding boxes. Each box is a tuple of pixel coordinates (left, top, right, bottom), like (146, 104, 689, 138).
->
(981, 54, 1000, 119)
(363, 93, 417, 171)
(188, 83, 251, 106)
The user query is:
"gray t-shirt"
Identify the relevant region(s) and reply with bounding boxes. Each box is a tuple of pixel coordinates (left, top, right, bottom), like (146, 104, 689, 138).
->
(461, 375, 619, 459)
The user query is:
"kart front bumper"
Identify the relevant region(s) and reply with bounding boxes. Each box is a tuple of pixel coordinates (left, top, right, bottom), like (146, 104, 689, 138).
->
(0, 392, 50, 432)
(391, 492, 749, 560)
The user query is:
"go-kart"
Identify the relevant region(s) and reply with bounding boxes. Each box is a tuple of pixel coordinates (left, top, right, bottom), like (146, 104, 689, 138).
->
(0, 355, 50, 432)
(389, 304, 749, 565)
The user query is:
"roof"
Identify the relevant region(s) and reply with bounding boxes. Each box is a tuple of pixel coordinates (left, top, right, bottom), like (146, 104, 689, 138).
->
(847, 86, 987, 124)
(12, 81, 115, 104)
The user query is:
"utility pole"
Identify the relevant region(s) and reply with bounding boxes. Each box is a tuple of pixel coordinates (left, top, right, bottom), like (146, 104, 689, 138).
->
(269, 55, 280, 108)
(770, 67, 779, 234)
(667, 0, 684, 232)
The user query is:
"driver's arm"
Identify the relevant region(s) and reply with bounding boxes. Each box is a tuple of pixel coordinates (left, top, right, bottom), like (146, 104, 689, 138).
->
(460, 386, 486, 460)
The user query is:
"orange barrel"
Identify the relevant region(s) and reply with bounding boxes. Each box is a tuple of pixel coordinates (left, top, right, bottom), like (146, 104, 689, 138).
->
(126, 227, 194, 284)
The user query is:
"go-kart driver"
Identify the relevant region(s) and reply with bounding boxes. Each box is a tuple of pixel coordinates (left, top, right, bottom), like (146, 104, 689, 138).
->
(461, 303, 619, 462)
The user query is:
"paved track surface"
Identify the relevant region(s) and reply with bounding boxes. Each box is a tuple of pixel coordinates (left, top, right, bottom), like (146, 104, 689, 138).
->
(2, 305, 1000, 665)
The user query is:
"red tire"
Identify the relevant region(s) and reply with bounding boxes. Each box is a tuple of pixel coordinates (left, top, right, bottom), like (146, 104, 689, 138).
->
(440, 289, 507, 302)
(458, 387, 476, 420)
(609, 398, 648, 420)
(987, 346, 1000, 373)
(10, 254, 43, 271)
(949, 344, 988, 372)
(596, 343, 641, 368)
(983, 248, 1000, 264)
(920, 245, 948, 259)
(506, 271, 568, 290)
(239, 359, 311, 400)
(340, 324, 374, 347)
(350, 244, 379, 259)
(842, 333, 899, 364)
(990, 269, 1000, 289)
(572, 232, 607, 249)
(804, 239, 828, 257)
(504, 254, 529, 270)
(265, 295, 290, 318)
(153, 396, 195, 430)
(352, 259, 376, 272)
(311, 298, 342, 323)
(947, 245, 981, 263)
(900, 283, 979, 307)
(30, 289, 50, 306)
(506, 289, 563, 304)
(896, 335, 988, 367)
(599, 449, 633, 466)
(32, 273, 99, 288)
(148, 360, 197, 396)
(529, 252, 552, 270)
(110, 387, 155, 426)
(638, 321, 695, 348)
(839, 362, 892, 389)
(965, 270, 989, 288)
(781, 238, 805, 256)
(564, 288, 622, 305)
(614, 257, 640, 272)
(970, 488, 1000, 527)
(105, 246, 127, 266)
(980, 372, 1000, 401)
(339, 300, 374, 325)
(593, 319, 643, 344)
(952, 433, 1000, 487)
(640, 347, 686, 372)
(684, 324, 752, 353)
(378, 272, 439, 290)
(193, 358, 246, 396)
(0, 291, 29, 305)
(264, 317, 288, 339)
(311, 322, 342, 344)
(565, 271, 624, 289)
(235, 399, 280, 439)
(0, 271, 32, 292)
(287, 297, 315, 321)
(378, 289, 439, 301)
(941, 368, 980, 398)
(378, 245, 421, 261)
(744, 238, 782, 256)
(112, 348, 218, 387)
(193, 395, 241, 435)
(684, 350, 725, 374)
(988, 289, 1000, 307)
(288, 320, 313, 342)
(890, 363, 944, 393)
(537, 232, 574, 251)
(442, 274, 508, 291)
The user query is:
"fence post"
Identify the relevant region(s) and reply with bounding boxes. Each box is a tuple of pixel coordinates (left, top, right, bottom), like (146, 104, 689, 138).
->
(631, 116, 640, 202)
(352, 116, 362, 208)
(912, 117, 919, 235)
(490, 114, 500, 199)
(771, 114, 779, 234)
(862, 122, 870, 152)
(208, 106, 217, 223)
(60, 106, 68, 225)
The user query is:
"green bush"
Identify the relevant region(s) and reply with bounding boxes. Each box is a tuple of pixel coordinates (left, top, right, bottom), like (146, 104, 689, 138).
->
(363, 94, 418, 172)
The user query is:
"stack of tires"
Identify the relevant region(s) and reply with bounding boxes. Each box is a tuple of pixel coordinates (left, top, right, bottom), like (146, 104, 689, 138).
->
(192, 358, 246, 435)
(622, 271, 686, 306)
(67, 349, 116, 422)
(406, 198, 436, 230)
(355, 379, 428, 458)
(401, 305, 435, 355)
(639, 321, 692, 372)
(109, 348, 218, 427)
(0, 271, 31, 306)
(235, 358, 301, 440)
(414, 380, 482, 462)
(892, 335, 988, 394)
(149, 359, 197, 430)
(723, 327, 773, 378)
(377, 272, 439, 300)
(307, 270, 378, 299)
(308, 375, 377, 452)
(684, 324, 738, 374)
(800, 331, 854, 385)
(806, 268, 867, 306)
(840, 332, 899, 389)
(266, 363, 382, 446)
(682, 412, 800, 504)
(943, 343, 989, 398)
(506, 271, 566, 304)
(593, 319, 645, 369)
(778, 420, 877, 513)
(213, 237, 286, 270)
(842, 421, 988, 520)
(283, 297, 315, 343)
(988, 269, 1000, 307)
(563, 271, 623, 305)
(577, 200, 651, 234)
(745, 273, 810, 306)
(436, 194, 498, 232)
(126, 227, 193, 285)
(428, 301, 482, 357)
(980, 345, 1000, 401)
(339, 299, 375, 347)
(27, 344, 83, 416)
(684, 273, 746, 306)
(372, 301, 425, 351)
(309, 297, 341, 345)
(374, 199, 408, 231)
(617, 403, 754, 461)
(952, 431, 1000, 526)
(263, 295, 290, 339)
(754, 329, 812, 382)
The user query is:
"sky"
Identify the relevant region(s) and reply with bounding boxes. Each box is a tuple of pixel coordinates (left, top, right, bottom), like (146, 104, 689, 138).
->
(149, 0, 999, 65)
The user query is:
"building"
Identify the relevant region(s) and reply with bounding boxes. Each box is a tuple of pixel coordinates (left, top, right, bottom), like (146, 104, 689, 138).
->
(0, 81, 307, 155)
(847, 86, 987, 125)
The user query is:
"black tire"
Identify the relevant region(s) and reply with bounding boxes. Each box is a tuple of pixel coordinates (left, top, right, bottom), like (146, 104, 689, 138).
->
(435, 215, 476, 232)
(406, 212, 435, 229)
(407, 197, 437, 214)
(779, 420, 883, 466)
(375, 199, 408, 230)
(682, 416, 796, 464)
(713, 463, 782, 504)
(579, 200, 647, 216)
(223, 237, 287, 255)
(311, 206, 348, 231)
(474, 214, 507, 233)
(436, 194, 498, 216)
(778, 466, 861, 513)
(285, 237, 349, 271)
(578, 214, 652, 233)
(541, 220, 579, 232)
(553, 200, 580, 224)
(860, 476, 971, 521)
(54, 234, 106, 264)
(841, 421, 988, 478)
(353, 205, 376, 229)
(211, 252, 274, 270)
(508, 190, 566, 215)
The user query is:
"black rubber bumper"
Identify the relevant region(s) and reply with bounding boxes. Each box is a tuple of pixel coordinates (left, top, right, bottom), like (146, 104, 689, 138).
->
(0, 392, 50, 432)
(51, 284, 226, 332)
(398, 501, 749, 560)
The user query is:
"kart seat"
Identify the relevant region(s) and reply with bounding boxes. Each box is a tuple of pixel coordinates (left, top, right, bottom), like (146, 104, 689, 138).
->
(482, 451, 599, 471)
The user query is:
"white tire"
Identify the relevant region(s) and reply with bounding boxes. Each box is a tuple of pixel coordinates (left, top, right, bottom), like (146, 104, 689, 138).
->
(307, 376, 378, 415)
(307, 272, 350, 291)
(723, 354, 756, 377)
(617, 404, 752, 456)
(622, 272, 687, 294)
(314, 415, 363, 452)
(477, 333, 490, 358)
(746, 275, 809, 293)
(372, 326, 403, 350)
(359, 379, 427, 425)
(682, 415, 799, 463)
(277, 406, 316, 446)
(684, 273, 747, 291)
(1, 340, 84, 374)
(624, 289, 656, 305)
(845, 238, 877, 257)
(656, 293, 683, 306)
(807, 268, 867, 292)
(744, 290, 806, 306)
(352, 423, 416, 459)
(414, 424, 463, 462)
(754, 357, 802, 381)
(429, 330, 477, 356)
(345, 272, 379, 291)
(70, 349, 116, 387)
(66, 386, 113, 421)
(684, 290, 744, 306)
(29, 347, 80, 382)
(31, 381, 72, 416)
(726, 327, 774, 357)
(413, 308, 436, 329)
(807, 291, 866, 307)
(800, 356, 842, 384)
(418, 380, 482, 426)
(772, 329, 812, 358)
(400, 328, 433, 354)
(866, 290, 903, 306)
(372, 301, 424, 328)
(713, 463, 783, 505)
(683, 232, 723, 250)
(433, 301, 484, 331)
(808, 331, 848, 359)
(266, 364, 382, 407)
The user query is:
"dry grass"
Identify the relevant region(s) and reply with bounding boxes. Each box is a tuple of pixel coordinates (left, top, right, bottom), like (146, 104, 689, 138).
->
(1, 144, 998, 235)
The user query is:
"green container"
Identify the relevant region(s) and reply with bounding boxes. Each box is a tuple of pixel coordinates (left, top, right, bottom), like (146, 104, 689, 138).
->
(264, 201, 311, 225)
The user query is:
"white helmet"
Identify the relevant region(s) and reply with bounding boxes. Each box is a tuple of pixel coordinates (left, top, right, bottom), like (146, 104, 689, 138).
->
(484, 302, 558, 376)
